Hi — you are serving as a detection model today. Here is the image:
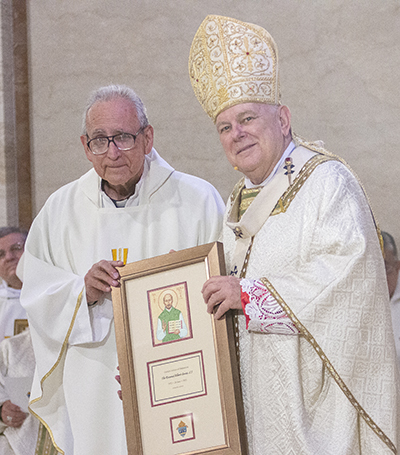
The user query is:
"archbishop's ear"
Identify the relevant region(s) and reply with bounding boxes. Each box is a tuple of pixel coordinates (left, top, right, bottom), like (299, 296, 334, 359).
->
(279, 105, 291, 137)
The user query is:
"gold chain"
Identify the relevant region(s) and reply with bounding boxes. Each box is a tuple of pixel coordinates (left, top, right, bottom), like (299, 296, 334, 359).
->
(233, 236, 255, 366)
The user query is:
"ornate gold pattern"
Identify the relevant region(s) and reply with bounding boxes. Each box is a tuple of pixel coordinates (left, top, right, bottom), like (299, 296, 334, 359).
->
(238, 186, 261, 220)
(230, 177, 245, 205)
(271, 153, 336, 216)
(189, 15, 280, 121)
(259, 277, 396, 454)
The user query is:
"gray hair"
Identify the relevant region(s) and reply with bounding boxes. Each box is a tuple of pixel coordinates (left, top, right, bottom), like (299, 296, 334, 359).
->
(0, 226, 28, 240)
(382, 231, 398, 259)
(81, 84, 149, 135)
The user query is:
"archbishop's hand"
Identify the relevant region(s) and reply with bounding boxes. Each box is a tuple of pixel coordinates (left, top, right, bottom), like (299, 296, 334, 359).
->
(1, 400, 27, 428)
(85, 260, 125, 305)
(201, 276, 242, 319)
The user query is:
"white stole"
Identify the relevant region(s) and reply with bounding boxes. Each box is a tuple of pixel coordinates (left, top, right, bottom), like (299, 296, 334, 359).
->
(226, 146, 316, 276)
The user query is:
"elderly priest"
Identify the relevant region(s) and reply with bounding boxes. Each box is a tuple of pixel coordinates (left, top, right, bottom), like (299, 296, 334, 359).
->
(18, 84, 224, 455)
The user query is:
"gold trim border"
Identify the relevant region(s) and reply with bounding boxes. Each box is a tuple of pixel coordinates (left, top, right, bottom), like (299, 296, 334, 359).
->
(271, 153, 335, 216)
(29, 289, 85, 455)
(259, 277, 396, 454)
(292, 134, 384, 253)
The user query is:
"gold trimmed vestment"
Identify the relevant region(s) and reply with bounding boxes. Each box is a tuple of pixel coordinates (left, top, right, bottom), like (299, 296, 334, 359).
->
(18, 149, 225, 455)
(223, 140, 399, 454)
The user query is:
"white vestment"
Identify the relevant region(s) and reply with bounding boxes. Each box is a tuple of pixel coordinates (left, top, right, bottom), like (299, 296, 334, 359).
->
(0, 329, 38, 455)
(0, 283, 26, 341)
(18, 149, 224, 455)
(223, 139, 399, 454)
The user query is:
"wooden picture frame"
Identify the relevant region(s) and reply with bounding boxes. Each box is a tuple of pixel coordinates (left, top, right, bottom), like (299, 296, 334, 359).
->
(112, 242, 247, 455)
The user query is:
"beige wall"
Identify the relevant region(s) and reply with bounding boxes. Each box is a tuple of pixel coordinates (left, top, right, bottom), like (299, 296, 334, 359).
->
(0, 3, 5, 227)
(0, 0, 10, 226)
(1, 0, 30, 228)
(2, 1, 400, 242)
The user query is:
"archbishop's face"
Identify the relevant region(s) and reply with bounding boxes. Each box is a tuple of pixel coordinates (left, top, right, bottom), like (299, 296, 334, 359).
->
(215, 102, 291, 185)
(82, 97, 153, 189)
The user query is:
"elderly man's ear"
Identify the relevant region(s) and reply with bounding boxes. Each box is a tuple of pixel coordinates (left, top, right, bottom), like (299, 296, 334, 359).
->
(143, 125, 154, 155)
(278, 105, 291, 137)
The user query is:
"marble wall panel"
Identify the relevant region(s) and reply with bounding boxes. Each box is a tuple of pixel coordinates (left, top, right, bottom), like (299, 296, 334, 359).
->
(0, 0, 18, 228)
(0, 5, 5, 227)
(0, 0, 30, 229)
(26, 0, 400, 243)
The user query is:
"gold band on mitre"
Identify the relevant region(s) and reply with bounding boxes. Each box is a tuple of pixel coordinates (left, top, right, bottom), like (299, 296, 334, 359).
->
(188, 15, 280, 122)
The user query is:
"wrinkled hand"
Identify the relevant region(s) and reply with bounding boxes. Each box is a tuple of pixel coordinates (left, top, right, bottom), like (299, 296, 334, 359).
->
(85, 260, 125, 305)
(201, 276, 242, 319)
(1, 400, 27, 428)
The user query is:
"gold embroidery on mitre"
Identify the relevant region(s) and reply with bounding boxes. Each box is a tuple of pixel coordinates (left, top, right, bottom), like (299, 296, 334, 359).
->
(217, 86, 229, 105)
(189, 15, 280, 122)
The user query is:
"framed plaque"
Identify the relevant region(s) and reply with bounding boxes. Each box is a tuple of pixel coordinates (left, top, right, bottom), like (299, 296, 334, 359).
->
(112, 242, 247, 455)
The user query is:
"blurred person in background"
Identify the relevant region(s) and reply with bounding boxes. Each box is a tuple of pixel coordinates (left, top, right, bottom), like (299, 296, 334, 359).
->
(0, 227, 27, 341)
(382, 231, 400, 366)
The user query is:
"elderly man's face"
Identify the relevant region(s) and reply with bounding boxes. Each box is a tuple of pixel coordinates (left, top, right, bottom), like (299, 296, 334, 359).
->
(216, 103, 291, 185)
(384, 247, 400, 299)
(81, 98, 153, 194)
(0, 233, 25, 289)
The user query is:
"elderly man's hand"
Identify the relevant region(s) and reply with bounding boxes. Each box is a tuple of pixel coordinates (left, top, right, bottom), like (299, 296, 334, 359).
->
(201, 276, 242, 319)
(85, 260, 125, 305)
(1, 400, 27, 428)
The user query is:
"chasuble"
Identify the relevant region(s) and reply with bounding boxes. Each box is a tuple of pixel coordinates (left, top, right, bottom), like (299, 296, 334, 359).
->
(19, 149, 224, 455)
(223, 140, 399, 454)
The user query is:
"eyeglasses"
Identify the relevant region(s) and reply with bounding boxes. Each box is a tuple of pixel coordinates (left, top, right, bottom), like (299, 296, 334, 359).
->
(0, 243, 24, 260)
(86, 127, 145, 155)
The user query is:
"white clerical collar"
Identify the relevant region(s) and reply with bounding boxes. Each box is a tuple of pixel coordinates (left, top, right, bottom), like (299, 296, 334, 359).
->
(244, 141, 296, 189)
(101, 156, 150, 208)
(0, 279, 21, 299)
